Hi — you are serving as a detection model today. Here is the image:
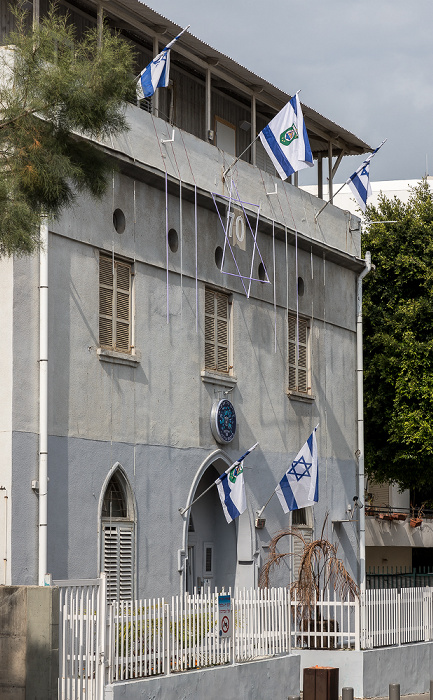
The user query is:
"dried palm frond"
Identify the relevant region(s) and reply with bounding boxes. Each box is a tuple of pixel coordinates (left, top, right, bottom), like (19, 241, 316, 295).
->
(259, 514, 359, 616)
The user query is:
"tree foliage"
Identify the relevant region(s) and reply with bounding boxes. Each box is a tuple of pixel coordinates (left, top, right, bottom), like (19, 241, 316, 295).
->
(0, 3, 136, 256)
(363, 179, 433, 491)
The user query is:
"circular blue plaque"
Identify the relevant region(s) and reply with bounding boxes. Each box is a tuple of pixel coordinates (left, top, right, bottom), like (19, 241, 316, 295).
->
(210, 399, 237, 444)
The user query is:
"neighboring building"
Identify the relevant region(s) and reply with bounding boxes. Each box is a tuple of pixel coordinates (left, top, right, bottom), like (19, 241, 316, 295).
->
(302, 177, 433, 218)
(0, 0, 371, 599)
(303, 177, 433, 576)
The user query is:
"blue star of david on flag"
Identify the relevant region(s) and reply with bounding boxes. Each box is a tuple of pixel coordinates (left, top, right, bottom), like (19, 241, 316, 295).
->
(275, 425, 319, 513)
(345, 140, 386, 213)
(286, 455, 312, 481)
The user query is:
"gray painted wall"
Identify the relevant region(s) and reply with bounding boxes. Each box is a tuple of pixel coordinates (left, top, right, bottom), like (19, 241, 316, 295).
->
(297, 642, 433, 698)
(105, 653, 300, 700)
(1, 107, 363, 597)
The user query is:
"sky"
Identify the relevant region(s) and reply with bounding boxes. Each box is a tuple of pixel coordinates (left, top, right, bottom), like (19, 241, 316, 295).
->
(144, 0, 433, 187)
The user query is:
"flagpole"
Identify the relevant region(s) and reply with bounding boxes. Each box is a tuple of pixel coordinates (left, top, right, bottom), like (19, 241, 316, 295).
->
(257, 424, 319, 518)
(315, 140, 386, 222)
(165, 24, 191, 50)
(179, 442, 259, 516)
(135, 24, 191, 82)
(222, 135, 261, 181)
(256, 491, 276, 519)
(314, 180, 349, 222)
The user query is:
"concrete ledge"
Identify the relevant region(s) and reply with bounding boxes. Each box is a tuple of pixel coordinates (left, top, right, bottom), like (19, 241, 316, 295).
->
(295, 642, 433, 699)
(105, 653, 300, 700)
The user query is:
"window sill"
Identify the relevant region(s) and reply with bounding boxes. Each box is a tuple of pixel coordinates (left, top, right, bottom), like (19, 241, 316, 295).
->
(97, 348, 141, 367)
(201, 370, 237, 389)
(287, 390, 315, 404)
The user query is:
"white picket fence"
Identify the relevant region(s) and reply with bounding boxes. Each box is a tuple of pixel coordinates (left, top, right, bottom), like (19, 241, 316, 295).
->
(291, 588, 359, 651)
(55, 576, 107, 700)
(361, 587, 433, 648)
(55, 581, 433, 699)
(108, 587, 359, 682)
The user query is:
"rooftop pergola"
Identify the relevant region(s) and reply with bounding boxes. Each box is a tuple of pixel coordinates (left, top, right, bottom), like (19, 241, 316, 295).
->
(33, 0, 373, 199)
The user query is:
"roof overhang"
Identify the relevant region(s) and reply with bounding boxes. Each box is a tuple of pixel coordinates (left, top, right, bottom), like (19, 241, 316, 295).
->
(62, 0, 372, 159)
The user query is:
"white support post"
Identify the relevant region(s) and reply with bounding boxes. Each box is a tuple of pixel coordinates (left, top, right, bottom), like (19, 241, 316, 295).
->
(33, 0, 40, 29)
(328, 141, 333, 202)
(38, 217, 48, 586)
(251, 93, 257, 166)
(318, 154, 323, 200)
(97, 3, 103, 48)
(206, 68, 212, 141)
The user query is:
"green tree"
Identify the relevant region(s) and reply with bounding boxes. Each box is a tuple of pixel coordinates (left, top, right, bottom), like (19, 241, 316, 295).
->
(0, 4, 136, 256)
(363, 179, 433, 492)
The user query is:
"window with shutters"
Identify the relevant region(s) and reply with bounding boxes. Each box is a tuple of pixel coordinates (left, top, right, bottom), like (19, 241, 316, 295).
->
(203, 542, 214, 578)
(288, 314, 311, 394)
(99, 255, 132, 354)
(101, 469, 135, 602)
(292, 507, 313, 581)
(204, 288, 231, 374)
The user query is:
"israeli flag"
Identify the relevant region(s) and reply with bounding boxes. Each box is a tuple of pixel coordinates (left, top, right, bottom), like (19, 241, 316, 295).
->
(259, 93, 313, 180)
(137, 25, 190, 100)
(275, 426, 319, 513)
(215, 444, 257, 523)
(346, 140, 386, 212)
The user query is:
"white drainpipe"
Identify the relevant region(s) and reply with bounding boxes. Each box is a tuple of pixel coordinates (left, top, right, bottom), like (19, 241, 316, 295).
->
(357, 250, 372, 593)
(39, 217, 48, 585)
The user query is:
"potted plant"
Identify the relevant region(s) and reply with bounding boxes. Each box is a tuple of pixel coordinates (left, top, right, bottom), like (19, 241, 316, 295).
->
(410, 504, 424, 528)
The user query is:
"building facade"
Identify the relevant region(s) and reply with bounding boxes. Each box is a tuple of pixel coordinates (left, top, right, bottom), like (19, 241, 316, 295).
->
(0, 0, 370, 599)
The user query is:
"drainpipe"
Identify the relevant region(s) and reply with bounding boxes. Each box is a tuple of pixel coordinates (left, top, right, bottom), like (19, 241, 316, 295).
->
(38, 217, 48, 585)
(357, 250, 372, 594)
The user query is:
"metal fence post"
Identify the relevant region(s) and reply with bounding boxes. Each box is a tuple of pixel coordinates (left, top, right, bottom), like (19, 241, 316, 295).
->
(165, 603, 171, 676)
(389, 683, 400, 700)
(98, 573, 108, 697)
(355, 595, 360, 651)
(397, 591, 401, 646)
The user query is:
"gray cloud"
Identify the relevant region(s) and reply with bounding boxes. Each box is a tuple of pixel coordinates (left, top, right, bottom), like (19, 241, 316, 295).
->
(144, 0, 433, 184)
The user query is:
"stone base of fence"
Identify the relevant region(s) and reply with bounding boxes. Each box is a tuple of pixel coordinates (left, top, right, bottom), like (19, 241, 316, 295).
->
(296, 642, 433, 699)
(105, 653, 300, 700)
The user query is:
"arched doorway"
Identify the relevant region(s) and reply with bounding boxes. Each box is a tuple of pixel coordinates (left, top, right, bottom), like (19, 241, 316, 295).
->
(99, 464, 136, 602)
(186, 457, 238, 593)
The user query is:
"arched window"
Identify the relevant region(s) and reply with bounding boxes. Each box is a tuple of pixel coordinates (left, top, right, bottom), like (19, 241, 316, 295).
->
(101, 468, 135, 602)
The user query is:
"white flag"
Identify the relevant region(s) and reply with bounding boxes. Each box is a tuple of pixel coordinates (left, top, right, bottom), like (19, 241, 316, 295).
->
(346, 140, 386, 212)
(259, 93, 313, 180)
(214, 443, 257, 523)
(275, 426, 319, 513)
(137, 26, 190, 100)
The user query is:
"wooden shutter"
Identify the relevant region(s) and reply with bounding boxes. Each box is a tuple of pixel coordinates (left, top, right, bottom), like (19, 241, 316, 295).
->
(292, 528, 312, 581)
(288, 315, 310, 393)
(115, 262, 131, 352)
(99, 256, 131, 353)
(99, 257, 114, 348)
(205, 289, 229, 373)
(103, 523, 134, 602)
